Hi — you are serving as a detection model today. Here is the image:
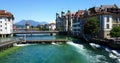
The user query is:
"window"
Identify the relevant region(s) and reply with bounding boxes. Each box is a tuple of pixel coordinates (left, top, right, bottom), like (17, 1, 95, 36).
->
(5, 27, 7, 29)
(113, 18, 118, 23)
(106, 24, 109, 29)
(0, 21, 2, 23)
(8, 18, 11, 21)
(0, 29, 2, 31)
(0, 25, 2, 27)
(107, 16, 109, 22)
(5, 23, 7, 25)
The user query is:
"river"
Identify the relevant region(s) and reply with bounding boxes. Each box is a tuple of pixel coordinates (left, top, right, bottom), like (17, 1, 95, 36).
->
(0, 34, 119, 63)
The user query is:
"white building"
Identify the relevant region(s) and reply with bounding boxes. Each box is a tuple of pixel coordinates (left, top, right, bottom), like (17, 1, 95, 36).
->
(0, 10, 14, 38)
(88, 5, 120, 39)
(99, 13, 120, 39)
(72, 5, 120, 39)
(49, 23, 56, 30)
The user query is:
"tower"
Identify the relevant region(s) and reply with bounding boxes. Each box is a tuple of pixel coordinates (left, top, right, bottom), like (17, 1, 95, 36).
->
(25, 21, 30, 30)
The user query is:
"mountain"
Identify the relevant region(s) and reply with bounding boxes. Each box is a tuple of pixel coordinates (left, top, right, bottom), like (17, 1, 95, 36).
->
(15, 20, 48, 26)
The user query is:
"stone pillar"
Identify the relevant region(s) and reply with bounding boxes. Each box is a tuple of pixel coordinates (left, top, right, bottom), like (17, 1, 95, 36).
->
(50, 33, 53, 36)
(4, 35, 6, 38)
(1, 35, 3, 38)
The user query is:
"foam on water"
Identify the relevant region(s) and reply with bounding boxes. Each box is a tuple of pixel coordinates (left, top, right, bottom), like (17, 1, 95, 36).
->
(105, 48, 111, 52)
(112, 50, 120, 57)
(88, 54, 108, 63)
(67, 42, 84, 51)
(51, 42, 60, 45)
(89, 43, 100, 49)
(109, 53, 118, 59)
(13, 43, 32, 46)
(108, 50, 120, 63)
(67, 42, 108, 63)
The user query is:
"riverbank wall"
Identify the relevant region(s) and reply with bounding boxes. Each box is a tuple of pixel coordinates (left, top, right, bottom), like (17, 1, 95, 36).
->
(90, 38, 120, 50)
(67, 32, 120, 50)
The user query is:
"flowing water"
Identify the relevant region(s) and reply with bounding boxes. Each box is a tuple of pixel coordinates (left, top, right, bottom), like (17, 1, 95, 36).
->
(0, 34, 119, 63)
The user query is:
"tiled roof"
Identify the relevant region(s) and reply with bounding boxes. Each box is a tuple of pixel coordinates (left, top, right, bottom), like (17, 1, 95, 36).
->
(75, 10, 84, 18)
(0, 10, 14, 19)
(65, 12, 75, 19)
(100, 5, 118, 9)
(83, 12, 120, 18)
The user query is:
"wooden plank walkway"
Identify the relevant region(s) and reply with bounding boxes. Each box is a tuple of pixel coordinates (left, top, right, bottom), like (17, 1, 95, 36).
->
(21, 39, 67, 44)
(0, 40, 20, 51)
(0, 40, 19, 47)
(13, 31, 59, 34)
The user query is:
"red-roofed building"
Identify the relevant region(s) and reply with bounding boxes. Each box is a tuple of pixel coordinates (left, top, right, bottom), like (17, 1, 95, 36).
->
(0, 10, 14, 38)
(72, 10, 85, 37)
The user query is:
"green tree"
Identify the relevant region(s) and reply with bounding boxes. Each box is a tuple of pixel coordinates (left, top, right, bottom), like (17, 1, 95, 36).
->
(83, 17, 99, 37)
(110, 26, 120, 41)
(30, 26, 34, 28)
(36, 25, 42, 30)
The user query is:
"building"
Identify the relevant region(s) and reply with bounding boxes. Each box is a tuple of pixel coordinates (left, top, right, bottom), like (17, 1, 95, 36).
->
(0, 10, 14, 38)
(72, 10, 85, 37)
(56, 10, 74, 32)
(43, 24, 49, 30)
(55, 4, 120, 39)
(49, 23, 56, 31)
(88, 5, 120, 39)
(25, 21, 30, 30)
(71, 4, 120, 39)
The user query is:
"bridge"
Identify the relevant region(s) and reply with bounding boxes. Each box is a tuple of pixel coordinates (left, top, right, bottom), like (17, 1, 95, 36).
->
(13, 31, 59, 35)
(13, 28, 40, 31)
(19, 39, 67, 44)
(0, 40, 20, 51)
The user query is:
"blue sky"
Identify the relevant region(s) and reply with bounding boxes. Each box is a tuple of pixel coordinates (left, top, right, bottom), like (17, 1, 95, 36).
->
(0, 0, 120, 23)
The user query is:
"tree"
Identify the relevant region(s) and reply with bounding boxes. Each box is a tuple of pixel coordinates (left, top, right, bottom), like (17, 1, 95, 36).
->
(83, 17, 99, 37)
(36, 25, 42, 30)
(110, 26, 120, 41)
(31, 26, 34, 28)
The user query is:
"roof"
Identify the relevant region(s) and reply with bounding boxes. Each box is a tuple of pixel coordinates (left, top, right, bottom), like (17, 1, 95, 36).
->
(50, 23, 55, 25)
(75, 10, 84, 18)
(83, 12, 120, 18)
(100, 4, 118, 9)
(65, 12, 75, 19)
(25, 21, 30, 25)
(0, 10, 14, 19)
